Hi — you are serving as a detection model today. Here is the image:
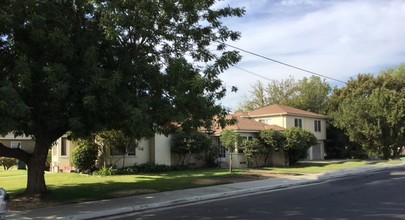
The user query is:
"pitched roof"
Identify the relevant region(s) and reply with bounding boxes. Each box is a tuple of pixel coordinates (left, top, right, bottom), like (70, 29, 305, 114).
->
(248, 104, 326, 119)
(213, 115, 285, 135)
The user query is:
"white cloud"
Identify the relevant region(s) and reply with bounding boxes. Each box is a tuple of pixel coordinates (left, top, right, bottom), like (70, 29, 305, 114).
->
(216, 0, 405, 111)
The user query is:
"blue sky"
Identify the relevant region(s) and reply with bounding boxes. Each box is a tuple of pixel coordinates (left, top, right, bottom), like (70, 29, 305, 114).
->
(214, 0, 405, 111)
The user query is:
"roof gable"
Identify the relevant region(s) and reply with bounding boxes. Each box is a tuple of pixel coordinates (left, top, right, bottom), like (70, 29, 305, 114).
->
(248, 104, 326, 119)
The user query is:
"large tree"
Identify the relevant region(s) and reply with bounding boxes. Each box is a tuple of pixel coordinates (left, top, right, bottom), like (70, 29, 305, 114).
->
(329, 74, 405, 159)
(238, 76, 331, 114)
(0, 1, 244, 194)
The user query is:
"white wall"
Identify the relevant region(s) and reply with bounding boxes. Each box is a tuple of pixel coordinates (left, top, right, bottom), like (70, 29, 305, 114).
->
(151, 134, 172, 165)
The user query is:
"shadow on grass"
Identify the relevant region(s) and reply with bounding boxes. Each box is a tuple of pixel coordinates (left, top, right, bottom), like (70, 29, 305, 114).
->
(8, 168, 245, 210)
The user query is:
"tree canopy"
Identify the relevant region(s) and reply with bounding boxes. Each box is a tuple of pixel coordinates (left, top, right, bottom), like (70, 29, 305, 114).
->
(382, 64, 405, 79)
(238, 76, 331, 114)
(328, 73, 405, 159)
(0, 0, 244, 194)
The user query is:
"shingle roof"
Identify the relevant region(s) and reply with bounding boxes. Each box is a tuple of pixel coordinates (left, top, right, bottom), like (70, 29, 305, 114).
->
(248, 104, 326, 119)
(213, 115, 285, 135)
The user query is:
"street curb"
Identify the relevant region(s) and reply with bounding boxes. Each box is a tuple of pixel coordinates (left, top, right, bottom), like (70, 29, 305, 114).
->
(68, 181, 313, 220)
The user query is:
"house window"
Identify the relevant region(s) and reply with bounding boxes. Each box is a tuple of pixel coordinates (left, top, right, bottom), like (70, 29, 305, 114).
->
(218, 145, 226, 158)
(294, 118, 302, 128)
(11, 141, 21, 149)
(127, 142, 137, 156)
(314, 120, 321, 132)
(110, 147, 125, 156)
(110, 144, 137, 156)
(61, 137, 67, 156)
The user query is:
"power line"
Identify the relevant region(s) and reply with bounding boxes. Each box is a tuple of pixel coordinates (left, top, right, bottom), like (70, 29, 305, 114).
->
(224, 43, 347, 84)
(233, 66, 274, 81)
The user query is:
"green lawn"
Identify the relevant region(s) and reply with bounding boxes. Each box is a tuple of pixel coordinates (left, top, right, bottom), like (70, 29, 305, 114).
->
(0, 168, 247, 206)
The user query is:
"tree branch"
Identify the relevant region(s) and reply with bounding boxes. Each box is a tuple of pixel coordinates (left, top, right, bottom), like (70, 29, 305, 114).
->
(0, 142, 32, 163)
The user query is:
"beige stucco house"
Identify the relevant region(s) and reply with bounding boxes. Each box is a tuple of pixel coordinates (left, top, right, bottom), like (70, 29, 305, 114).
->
(51, 134, 172, 172)
(48, 104, 327, 172)
(210, 104, 327, 168)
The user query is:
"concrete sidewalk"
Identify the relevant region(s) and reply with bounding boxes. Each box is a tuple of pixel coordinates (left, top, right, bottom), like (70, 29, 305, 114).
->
(6, 162, 405, 220)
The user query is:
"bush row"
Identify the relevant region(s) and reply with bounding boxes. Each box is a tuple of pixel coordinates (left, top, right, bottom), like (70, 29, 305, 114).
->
(94, 163, 190, 176)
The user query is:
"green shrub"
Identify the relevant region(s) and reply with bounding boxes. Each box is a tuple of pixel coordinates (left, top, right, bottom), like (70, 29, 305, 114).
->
(117, 167, 137, 175)
(284, 127, 318, 166)
(94, 166, 119, 176)
(71, 141, 98, 173)
(94, 163, 189, 176)
(0, 157, 17, 170)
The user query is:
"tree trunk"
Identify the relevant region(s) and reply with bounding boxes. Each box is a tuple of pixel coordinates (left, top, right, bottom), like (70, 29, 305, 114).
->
(24, 140, 51, 195)
(229, 152, 233, 172)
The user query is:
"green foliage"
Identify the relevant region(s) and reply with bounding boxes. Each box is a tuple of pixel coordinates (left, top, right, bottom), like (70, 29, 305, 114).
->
(242, 139, 263, 167)
(0, 157, 17, 170)
(171, 131, 212, 166)
(0, 0, 244, 193)
(94, 163, 190, 176)
(198, 144, 220, 168)
(329, 74, 405, 159)
(94, 130, 139, 168)
(325, 123, 367, 159)
(71, 141, 98, 173)
(220, 130, 241, 152)
(220, 130, 241, 172)
(238, 76, 331, 114)
(133, 163, 189, 174)
(284, 127, 318, 166)
(94, 166, 119, 176)
(382, 64, 405, 79)
(260, 129, 286, 166)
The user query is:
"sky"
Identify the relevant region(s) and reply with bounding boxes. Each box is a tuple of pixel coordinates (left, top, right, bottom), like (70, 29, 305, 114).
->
(213, 0, 405, 111)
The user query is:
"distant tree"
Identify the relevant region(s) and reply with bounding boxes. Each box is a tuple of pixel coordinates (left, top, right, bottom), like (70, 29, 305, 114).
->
(238, 77, 296, 112)
(284, 128, 317, 166)
(329, 74, 405, 159)
(259, 129, 286, 166)
(220, 130, 241, 172)
(0, 157, 17, 170)
(0, 1, 244, 194)
(237, 76, 330, 114)
(290, 76, 331, 114)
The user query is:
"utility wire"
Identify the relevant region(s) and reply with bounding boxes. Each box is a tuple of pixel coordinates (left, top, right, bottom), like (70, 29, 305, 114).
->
(224, 43, 347, 84)
(233, 66, 274, 82)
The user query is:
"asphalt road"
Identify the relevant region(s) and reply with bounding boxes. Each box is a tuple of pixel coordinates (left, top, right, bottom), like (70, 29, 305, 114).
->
(106, 166, 405, 220)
